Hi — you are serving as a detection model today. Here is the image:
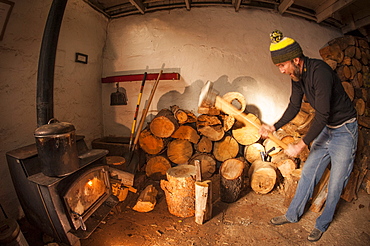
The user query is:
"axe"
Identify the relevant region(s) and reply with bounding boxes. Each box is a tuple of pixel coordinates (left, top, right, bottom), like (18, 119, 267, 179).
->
(198, 81, 288, 150)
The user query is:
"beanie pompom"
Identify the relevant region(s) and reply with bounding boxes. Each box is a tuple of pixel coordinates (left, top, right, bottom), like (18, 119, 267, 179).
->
(270, 30, 283, 44)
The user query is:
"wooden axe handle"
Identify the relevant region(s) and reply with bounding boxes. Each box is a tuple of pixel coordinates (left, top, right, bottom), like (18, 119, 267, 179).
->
(214, 96, 288, 150)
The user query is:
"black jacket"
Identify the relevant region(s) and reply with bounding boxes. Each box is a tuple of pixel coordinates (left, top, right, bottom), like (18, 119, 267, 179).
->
(274, 56, 357, 145)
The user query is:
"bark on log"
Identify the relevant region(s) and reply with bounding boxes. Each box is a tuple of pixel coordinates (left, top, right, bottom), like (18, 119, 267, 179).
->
(248, 160, 277, 194)
(195, 180, 212, 224)
(132, 184, 158, 212)
(198, 106, 220, 115)
(213, 135, 239, 162)
(170, 105, 197, 124)
(139, 128, 167, 155)
(171, 125, 200, 144)
(167, 139, 193, 165)
(232, 113, 261, 145)
(188, 153, 217, 180)
(150, 108, 179, 138)
(244, 142, 265, 164)
(160, 165, 196, 218)
(197, 114, 225, 141)
(220, 158, 246, 202)
(145, 155, 172, 180)
(195, 136, 213, 153)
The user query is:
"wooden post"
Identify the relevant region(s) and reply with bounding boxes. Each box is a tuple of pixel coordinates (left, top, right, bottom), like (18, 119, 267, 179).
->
(195, 180, 212, 224)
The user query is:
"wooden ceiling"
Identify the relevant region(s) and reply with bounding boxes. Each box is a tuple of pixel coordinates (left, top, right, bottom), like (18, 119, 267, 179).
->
(83, 0, 370, 40)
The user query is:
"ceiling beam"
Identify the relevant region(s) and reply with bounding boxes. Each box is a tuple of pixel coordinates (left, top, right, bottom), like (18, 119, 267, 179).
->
(185, 0, 191, 10)
(342, 15, 370, 34)
(316, 0, 356, 23)
(129, 0, 145, 14)
(278, 0, 294, 14)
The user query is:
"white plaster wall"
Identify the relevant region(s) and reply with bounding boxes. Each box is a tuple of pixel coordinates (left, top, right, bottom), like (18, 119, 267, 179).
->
(102, 7, 342, 137)
(0, 0, 107, 219)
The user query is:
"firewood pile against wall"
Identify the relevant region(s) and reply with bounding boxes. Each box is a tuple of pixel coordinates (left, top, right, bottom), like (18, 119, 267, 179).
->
(135, 96, 315, 217)
(319, 35, 370, 202)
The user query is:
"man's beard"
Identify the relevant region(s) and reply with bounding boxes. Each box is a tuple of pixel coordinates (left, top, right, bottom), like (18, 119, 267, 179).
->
(291, 62, 302, 81)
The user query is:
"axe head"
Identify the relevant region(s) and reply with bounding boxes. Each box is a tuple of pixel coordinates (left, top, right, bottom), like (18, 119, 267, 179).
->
(198, 81, 219, 109)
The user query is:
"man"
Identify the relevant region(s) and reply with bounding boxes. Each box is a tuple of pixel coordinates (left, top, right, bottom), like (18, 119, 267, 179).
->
(259, 30, 358, 242)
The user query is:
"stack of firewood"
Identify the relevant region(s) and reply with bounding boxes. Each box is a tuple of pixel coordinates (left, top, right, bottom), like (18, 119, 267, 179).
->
(138, 94, 314, 205)
(319, 35, 370, 201)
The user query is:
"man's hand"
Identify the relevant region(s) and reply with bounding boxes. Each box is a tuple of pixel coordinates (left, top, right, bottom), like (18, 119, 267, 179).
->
(284, 140, 306, 158)
(259, 124, 276, 139)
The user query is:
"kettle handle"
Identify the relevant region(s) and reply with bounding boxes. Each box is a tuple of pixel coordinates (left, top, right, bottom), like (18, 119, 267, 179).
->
(48, 118, 60, 124)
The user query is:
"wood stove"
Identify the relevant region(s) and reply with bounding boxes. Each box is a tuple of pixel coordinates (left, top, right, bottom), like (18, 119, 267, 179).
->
(6, 136, 118, 246)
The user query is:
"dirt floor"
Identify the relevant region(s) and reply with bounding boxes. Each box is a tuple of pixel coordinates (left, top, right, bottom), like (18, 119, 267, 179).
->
(20, 173, 370, 246)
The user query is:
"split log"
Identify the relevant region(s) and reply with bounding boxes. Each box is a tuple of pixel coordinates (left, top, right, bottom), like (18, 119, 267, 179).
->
(150, 108, 179, 138)
(167, 139, 193, 165)
(195, 180, 212, 224)
(111, 183, 129, 202)
(197, 114, 225, 141)
(132, 184, 158, 212)
(283, 169, 301, 207)
(220, 114, 235, 132)
(319, 43, 344, 63)
(344, 45, 356, 57)
(220, 158, 246, 202)
(358, 115, 370, 128)
(355, 98, 366, 116)
(276, 158, 297, 178)
(195, 136, 213, 153)
(160, 165, 196, 218)
(244, 142, 265, 164)
(188, 153, 217, 179)
(213, 135, 239, 162)
(324, 59, 337, 70)
(109, 168, 134, 186)
(170, 105, 197, 124)
(290, 110, 310, 126)
(297, 112, 315, 136)
(232, 113, 261, 145)
(249, 160, 277, 194)
(138, 128, 167, 155)
(341, 169, 360, 202)
(198, 106, 220, 115)
(310, 168, 330, 212)
(171, 125, 200, 144)
(145, 155, 172, 180)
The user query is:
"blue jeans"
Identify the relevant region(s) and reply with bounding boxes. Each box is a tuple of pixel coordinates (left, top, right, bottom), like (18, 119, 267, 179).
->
(285, 120, 358, 232)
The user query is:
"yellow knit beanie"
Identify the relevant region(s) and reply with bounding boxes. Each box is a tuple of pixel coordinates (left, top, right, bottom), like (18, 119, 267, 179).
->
(269, 30, 303, 64)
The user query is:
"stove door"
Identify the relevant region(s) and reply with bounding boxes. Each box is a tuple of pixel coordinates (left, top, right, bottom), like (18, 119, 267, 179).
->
(64, 166, 110, 230)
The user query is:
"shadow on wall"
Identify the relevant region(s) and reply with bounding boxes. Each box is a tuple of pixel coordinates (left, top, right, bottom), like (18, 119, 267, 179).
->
(157, 75, 264, 120)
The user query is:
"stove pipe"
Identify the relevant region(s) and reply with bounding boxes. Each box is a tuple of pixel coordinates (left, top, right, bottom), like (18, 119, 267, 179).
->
(36, 0, 68, 127)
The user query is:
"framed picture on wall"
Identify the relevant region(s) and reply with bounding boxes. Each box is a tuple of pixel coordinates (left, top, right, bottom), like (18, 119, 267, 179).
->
(0, 0, 14, 41)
